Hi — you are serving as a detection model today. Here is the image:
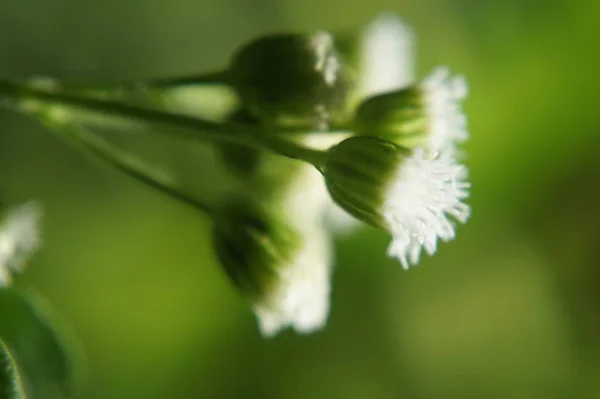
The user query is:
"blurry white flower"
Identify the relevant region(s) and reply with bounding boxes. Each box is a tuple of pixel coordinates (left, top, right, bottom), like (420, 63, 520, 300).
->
(213, 200, 333, 337)
(0, 201, 43, 286)
(253, 225, 332, 337)
(360, 13, 416, 97)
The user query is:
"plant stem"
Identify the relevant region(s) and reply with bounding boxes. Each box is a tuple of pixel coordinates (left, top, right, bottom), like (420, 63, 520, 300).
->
(61, 70, 230, 91)
(139, 70, 230, 88)
(0, 77, 328, 167)
(37, 110, 218, 218)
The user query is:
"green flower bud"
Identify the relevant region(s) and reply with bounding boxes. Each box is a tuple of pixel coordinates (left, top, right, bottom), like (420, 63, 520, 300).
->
(355, 67, 468, 153)
(229, 31, 354, 129)
(322, 136, 470, 269)
(213, 201, 331, 336)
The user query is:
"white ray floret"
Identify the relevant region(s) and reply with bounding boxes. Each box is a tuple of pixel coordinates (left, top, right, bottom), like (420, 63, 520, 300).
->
(0, 201, 43, 286)
(420, 66, 469, 154)
(383, 149, 470, 269)
(252, 225, 332, 337)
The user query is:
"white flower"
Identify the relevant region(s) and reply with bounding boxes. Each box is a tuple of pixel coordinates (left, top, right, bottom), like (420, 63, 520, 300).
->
(0, 201, 43, 286)
(420, 66, 469, 154)
(383, 149, 470, 269)
(360, 13, 416, 96)
(233, 134, 339, 337)
(252, 225, 332, 337)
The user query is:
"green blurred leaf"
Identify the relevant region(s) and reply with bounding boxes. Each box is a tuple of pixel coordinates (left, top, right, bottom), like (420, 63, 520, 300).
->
(0, 339, 26, 399)
(0, 288, 83, 398)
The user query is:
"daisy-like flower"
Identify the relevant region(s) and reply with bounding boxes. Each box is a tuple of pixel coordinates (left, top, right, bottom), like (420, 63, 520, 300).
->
(0, 201, 43, 286)
(213, 201, 332, 337)
(323, 136, 470, 269)
(355, 66, 469, 154)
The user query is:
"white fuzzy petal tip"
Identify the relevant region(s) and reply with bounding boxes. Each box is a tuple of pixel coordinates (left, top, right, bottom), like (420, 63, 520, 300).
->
(360, 13, 416, 96)
(383, 150, 470, 269)
(252, 226, 332, 338)
(421, 66, 469, 153)
(0, 201, 43, 286)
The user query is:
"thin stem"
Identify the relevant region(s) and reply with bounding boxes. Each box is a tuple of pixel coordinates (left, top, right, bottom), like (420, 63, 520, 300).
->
(37, 110, 218, 218)
(139, 70, 230, 89)
(0, 77, 329, 166)
(61, 70, 230, 92)
(0, 77, 251, 145)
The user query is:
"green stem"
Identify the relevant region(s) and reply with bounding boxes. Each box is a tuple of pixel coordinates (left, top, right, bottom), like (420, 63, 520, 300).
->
(0, 77, 328, 167)
(61, 69, 230, 91)
(38, 111, 218, 218)
(139, 70, 230, 88)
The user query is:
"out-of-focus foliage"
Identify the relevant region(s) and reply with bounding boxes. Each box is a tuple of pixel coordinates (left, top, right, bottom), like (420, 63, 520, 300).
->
(0, 289, 82, 399)
(1, 0, 599, 398)
(0, 339, 26, 399)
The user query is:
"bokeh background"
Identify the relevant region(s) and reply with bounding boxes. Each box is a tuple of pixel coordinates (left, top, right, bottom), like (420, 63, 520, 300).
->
(2, 0, 600, 398)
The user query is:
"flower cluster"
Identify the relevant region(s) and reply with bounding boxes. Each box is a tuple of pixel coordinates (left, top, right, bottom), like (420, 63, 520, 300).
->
(210, 13, 470, 334)
(0, 13, 470, 337)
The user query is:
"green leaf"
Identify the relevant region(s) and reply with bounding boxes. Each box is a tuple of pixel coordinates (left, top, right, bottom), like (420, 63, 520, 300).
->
(0, 288, 84, 398)
(0, 339, 26, 399)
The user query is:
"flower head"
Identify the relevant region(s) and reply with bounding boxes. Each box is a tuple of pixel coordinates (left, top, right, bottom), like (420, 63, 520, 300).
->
(213, 201, 331, 337)
(0, 201, 43, 286)
(355, 66, 468, 154)
(382, 149, 470, 268)
(323, 136, 470, 268)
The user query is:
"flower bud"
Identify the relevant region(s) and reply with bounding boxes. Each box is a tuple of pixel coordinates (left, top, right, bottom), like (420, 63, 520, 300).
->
(213, 201, 331, 336)
(229, 31, 354, 129)
(323, 136, 470, 268)
(355, 67, 468, 153)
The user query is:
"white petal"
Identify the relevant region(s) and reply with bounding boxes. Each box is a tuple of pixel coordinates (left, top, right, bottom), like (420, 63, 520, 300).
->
(360, 13, 416, 97)
(382, 149, 470, 268)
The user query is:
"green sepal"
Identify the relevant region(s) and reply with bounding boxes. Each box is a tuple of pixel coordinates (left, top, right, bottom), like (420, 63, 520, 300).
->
(323, 136, 410, 230)
(212, 200, 300, 303)
(354, 87, 429, 148)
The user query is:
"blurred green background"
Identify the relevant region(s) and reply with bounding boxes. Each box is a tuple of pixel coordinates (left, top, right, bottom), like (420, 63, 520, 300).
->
(2, 0, 600, 398)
